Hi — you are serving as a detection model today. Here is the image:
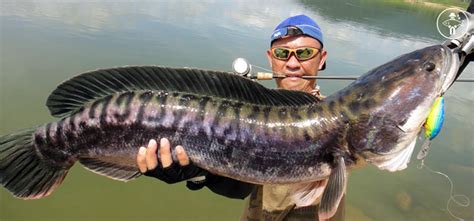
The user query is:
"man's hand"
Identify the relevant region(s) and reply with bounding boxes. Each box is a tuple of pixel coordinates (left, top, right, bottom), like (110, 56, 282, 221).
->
(136, 138, 208, 184)
(137, 138, 190, 172)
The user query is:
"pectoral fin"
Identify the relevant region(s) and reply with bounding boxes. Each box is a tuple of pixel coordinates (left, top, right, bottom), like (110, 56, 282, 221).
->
(318, 157, 347, 220)
(290, 179, 328, 208)
(375, 138, 416, 172)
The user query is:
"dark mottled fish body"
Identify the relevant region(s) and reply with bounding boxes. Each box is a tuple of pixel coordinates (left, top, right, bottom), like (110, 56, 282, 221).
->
(34, 90, 340, 184)
(0, 45, 461, 202)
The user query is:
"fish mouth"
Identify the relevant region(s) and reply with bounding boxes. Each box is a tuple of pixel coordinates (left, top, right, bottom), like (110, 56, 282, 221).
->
(439, 45, 460, 94)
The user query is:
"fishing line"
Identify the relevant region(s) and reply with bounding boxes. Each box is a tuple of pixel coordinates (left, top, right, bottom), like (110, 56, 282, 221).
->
(250, 64, 284, 78)
(417, 161, 471, 221)
(251, 64, 273, 73)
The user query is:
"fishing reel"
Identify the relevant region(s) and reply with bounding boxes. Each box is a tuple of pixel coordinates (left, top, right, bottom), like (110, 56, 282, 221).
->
(232, 58, 251, 77)
(232, 58, 274, 80)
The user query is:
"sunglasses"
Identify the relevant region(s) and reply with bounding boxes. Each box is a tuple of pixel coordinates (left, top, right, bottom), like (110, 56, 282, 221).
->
(271, 47, 321, 61)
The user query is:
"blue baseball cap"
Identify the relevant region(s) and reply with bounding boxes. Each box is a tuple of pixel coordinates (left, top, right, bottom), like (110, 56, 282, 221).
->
(271, 14, 324, 47)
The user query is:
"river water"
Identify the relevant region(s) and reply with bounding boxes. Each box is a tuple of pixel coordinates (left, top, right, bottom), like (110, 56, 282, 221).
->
(1, 1, 473, 220)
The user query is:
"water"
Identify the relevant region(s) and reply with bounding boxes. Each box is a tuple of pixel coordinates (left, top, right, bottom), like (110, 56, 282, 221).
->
(1, 0, 473, 220)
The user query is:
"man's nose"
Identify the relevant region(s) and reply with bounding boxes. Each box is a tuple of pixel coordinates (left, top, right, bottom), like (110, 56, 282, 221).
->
(285, 53, 301, 70)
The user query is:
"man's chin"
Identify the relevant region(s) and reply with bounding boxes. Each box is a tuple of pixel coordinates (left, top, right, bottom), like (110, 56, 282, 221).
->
(278, 78, 309, 91)
(280, 84, 305, 91)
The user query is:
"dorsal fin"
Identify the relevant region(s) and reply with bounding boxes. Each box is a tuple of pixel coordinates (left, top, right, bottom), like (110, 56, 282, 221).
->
(46, 66, 318, 117)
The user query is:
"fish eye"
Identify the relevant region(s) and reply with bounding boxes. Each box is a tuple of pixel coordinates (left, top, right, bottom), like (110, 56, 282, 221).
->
(423, 62, 435, 72)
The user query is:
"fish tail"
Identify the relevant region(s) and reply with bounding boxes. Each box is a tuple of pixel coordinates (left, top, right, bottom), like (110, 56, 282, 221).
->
(0, 128, 70, 199)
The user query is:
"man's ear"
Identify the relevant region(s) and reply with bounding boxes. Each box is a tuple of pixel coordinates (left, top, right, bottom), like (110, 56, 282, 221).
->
(319, 50, 327, 70)
(266, 49, 273, 67)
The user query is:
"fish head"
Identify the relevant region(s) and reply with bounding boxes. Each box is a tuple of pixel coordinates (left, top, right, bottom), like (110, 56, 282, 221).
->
(348, 45, 455, 132)
(376, 45, 456, 133)
(347, 45, 458, 171)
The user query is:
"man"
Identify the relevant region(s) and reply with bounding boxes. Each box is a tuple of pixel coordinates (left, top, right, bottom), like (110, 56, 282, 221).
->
(136, 14, 345, 221)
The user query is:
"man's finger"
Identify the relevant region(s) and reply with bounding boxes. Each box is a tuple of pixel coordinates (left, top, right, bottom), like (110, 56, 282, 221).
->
(176, 145, 190, 166)
(160, 138, 173, 168)
(137, 146, 147, 173)
(145, 139, 158, 170)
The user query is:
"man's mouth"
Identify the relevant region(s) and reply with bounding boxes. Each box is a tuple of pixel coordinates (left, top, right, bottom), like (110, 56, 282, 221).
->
(283, 75, 306, 80)
(285, 77, 302, 81)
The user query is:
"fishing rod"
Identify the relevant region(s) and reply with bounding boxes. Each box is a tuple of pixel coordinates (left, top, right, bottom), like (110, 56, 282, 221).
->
(232, 58, 474, 82)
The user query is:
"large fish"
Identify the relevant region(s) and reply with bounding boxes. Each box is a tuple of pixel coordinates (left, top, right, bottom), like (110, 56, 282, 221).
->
(0, 44, 464, 219)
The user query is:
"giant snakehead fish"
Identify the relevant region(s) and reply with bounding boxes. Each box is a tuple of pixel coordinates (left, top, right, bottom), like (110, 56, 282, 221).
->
(0, 44, 464, 219)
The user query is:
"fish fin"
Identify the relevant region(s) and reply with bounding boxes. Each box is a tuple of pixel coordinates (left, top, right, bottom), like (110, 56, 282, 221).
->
(46, 66, 318, 117)
(290, 179, 328, 208)
(0, 128, 71, 199)
(374, 138, 416, 172)
(318, 157, 347, 220)
(79, 158, 141, 181)
(416, 139, 431, 160)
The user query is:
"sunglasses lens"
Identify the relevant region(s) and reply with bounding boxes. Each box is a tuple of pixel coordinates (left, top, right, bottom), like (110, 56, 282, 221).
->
(272, 47, 320, 61)
(296, 48, 316, 60)
(273, 48, 290, 60)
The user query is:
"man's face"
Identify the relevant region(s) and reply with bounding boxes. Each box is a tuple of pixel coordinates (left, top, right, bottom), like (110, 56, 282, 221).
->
(266, 35, 327, 92)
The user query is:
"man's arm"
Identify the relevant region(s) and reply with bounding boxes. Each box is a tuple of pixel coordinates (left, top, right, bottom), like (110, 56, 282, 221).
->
(136, 138, 254, 199)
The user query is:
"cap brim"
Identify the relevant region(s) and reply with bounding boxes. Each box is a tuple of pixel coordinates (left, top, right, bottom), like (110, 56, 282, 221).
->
(271, 25, 323, 47)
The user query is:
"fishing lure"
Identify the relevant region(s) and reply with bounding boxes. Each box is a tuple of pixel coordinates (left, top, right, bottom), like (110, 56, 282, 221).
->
(417, 96, 445, 161)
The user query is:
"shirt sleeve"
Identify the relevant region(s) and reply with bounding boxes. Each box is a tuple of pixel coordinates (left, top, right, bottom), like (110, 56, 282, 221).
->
(186, 173, 255, 199)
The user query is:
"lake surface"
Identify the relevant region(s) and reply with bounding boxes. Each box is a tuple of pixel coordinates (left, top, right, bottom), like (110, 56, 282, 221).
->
(1, 1, 473, 220)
